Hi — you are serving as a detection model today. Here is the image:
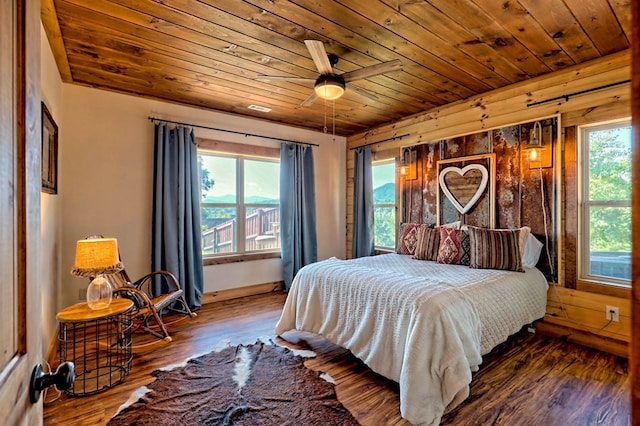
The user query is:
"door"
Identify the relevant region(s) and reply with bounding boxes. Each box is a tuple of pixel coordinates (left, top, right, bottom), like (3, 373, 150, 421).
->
(0, 0, 42, 424)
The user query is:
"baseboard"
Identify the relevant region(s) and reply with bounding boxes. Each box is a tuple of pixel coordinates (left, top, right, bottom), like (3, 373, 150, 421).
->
(536, 320, 629, 358)
(46, 324, 59, 365)
(201, 281, 284, 304)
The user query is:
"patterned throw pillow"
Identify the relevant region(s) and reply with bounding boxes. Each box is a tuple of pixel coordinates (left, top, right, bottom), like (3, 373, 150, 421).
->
(436, 228, 470, 265)
(413, 227, 441, 261)
(397, 223, 424, 255)
(468, 226, 524, 272)
(459, 231, 471, 265)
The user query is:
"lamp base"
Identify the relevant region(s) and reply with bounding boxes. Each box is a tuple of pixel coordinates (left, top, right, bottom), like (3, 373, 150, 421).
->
(87, 275, 112, 310)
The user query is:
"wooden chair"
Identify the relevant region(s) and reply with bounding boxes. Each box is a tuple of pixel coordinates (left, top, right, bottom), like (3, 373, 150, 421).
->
(107, 267, 197, 352)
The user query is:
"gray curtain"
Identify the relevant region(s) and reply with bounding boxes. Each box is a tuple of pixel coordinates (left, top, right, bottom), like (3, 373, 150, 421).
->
(280, 143, 317, 291)
(152, 123, 204, 310)
(352, 147, 375, 257)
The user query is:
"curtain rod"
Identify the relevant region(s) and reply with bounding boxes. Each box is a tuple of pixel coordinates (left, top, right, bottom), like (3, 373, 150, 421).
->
(526, 80, 630, 108)
(350, 133, 411, 150)
(148, 117, 319, 147)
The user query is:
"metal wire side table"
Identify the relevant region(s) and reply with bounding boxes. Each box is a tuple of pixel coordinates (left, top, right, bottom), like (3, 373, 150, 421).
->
(57, 298, 133, 396)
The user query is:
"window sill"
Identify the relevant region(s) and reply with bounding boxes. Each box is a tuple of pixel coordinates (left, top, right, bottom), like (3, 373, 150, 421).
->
(203, 251, 281, 266)
(374, 248, 395, 255)
(575, 279, 631, 298)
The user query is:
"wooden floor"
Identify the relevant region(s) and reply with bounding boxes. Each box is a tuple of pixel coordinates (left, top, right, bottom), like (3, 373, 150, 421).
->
(43, 292, 631, 425)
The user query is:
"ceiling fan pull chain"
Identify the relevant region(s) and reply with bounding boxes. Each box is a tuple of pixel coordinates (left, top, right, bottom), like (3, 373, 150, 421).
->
(332, 100, 336, 142)
(323, 98, 328, 133)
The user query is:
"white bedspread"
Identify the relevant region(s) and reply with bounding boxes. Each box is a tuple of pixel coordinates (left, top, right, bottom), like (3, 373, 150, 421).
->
(275, 253, 548, 425)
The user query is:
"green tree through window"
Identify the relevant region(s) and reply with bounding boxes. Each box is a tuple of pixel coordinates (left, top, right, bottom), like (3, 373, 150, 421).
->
(581, 121, 631, 283)
(372, 160, 396, 249)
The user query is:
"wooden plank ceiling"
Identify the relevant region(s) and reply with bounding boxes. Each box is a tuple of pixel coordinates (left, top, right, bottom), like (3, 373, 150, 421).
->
(41, 0, 631, 136)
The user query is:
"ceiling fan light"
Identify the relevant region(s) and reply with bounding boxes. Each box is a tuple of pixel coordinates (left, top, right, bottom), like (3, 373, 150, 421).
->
(314, 75, 345, 100)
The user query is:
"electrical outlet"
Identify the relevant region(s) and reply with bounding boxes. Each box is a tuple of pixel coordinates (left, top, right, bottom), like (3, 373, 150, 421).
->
(78, 288, 87, 301)
(606, 305, 620, 322)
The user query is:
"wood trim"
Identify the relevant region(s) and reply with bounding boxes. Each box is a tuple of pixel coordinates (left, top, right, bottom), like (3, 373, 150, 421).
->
(46, 324, 59, 364)
(554, 115, 565, 287)
(6, 1, 43, 423)
(576, 280, 632, 299)
(563, 126, 578, 288)
(197, 138, 280, 158)
(630, 0, 640, 417)
(374, 248, 394, 255)
(203, 251, 280, 266)
(40, 0, 72, 81)
(562, 100, 630, 127)
(200, 281, 284, 304)
(371, 147, 398, 162)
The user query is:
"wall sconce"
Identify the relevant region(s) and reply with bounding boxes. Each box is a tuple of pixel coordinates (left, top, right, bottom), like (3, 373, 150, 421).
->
(526, 121, 552, 169)
(399, 147, 417, 180)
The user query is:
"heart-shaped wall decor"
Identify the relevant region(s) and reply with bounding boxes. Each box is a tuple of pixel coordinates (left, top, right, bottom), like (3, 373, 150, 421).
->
(438, 164, 488, 214)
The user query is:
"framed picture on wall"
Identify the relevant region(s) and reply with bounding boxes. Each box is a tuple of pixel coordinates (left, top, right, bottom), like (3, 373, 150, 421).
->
(41, 102, 58, 194)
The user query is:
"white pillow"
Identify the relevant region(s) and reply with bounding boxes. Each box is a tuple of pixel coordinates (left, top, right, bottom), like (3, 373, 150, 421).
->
(518, 226, 531, 260)
(522, 233, 543, 268)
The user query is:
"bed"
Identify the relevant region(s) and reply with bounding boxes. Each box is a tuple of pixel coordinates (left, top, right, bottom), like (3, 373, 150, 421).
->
(275, 246, 548, 425)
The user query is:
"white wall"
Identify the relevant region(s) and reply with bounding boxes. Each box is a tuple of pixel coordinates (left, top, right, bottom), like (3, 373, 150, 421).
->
(59, 85, 346, 308)
(40, 23, 63, 355)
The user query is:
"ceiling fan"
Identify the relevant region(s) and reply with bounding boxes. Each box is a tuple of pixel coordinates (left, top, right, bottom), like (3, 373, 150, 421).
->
(256, 40, 403, 107)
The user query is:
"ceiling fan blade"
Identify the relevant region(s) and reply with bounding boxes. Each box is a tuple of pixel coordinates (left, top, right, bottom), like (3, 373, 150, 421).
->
(255, 75, 316, 83)
(349, 85, 379, 102)
(342, 59, 403, 82)
(304, 40, 333, 75)
(300, 91, 318, 107)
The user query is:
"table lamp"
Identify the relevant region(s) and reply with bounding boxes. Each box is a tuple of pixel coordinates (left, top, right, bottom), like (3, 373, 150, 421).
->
(71, 237, 123, 310)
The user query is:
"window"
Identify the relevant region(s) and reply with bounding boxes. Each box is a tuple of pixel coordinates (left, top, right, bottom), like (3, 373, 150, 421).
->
(579, 120, 631, 286)
(199, 150, 280, 257)
(372, 160, 396, 249)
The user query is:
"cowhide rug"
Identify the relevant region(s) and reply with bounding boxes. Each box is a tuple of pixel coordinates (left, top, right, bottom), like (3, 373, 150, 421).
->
(107, 339, 359, 425)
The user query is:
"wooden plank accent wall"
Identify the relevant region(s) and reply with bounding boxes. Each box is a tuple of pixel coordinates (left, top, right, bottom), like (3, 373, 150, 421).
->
(392, 121, 557, 278)
(538, 286, 631, 357)
(345, 51, 631, 349)
(544, 286, 631, 342)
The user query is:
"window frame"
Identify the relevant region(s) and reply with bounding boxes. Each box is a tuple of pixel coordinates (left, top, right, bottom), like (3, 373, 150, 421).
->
(372, 158, 397, 251)
(577, 119, 631, 288)
(197, 139, 281, 265)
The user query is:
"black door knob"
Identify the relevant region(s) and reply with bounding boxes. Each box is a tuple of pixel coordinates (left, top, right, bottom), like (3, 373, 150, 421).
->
(29, 362, 75, 403)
